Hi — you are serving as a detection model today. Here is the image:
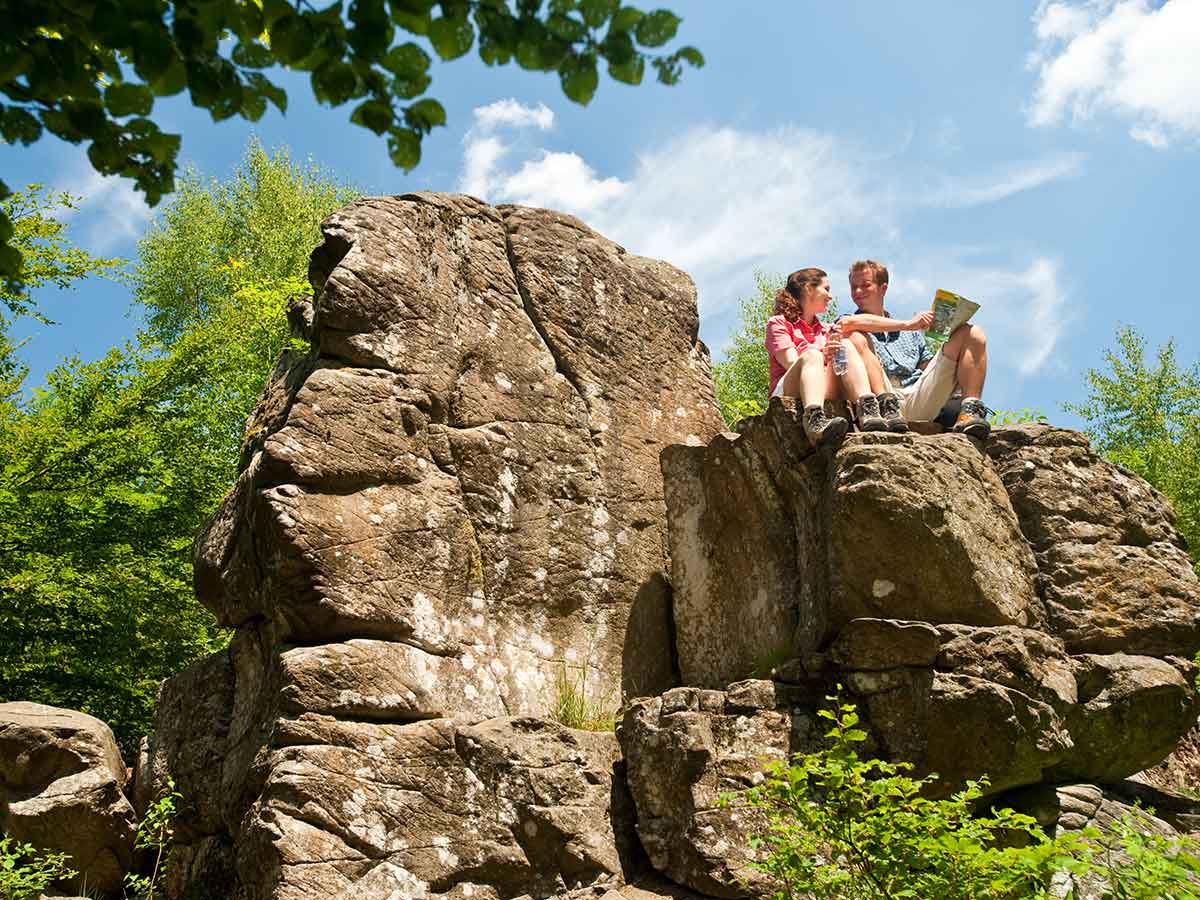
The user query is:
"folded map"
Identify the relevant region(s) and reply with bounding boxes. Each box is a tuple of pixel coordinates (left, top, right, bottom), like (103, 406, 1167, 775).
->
(925, 288, 980, 354)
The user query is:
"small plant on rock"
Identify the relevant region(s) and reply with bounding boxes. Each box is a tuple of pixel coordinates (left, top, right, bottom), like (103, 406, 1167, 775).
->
(550, 662, 617, 732)
(0, 836, 76, 900)
(124, 778, 182, 900)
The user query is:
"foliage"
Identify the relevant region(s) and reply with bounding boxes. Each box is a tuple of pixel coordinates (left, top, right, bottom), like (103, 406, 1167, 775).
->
(125, 779, 181, 900)
(1064, 326, 1200, 573)
(1, 184, 125, 322)
(990, 407, 1048, 426)
(713, 272, 780, 426)
(0, 836, 76, 900)
(712, 271, 842, 428)
(0, 0, 701, 291)
(739, 693, 1090, 900)
(0, 142, 355, 749)
(550, 662, 616, 732)
(1084, 812, 1200, 900)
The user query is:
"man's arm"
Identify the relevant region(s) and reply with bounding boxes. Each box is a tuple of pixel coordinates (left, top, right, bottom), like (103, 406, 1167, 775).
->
(839, 311, 933, 334)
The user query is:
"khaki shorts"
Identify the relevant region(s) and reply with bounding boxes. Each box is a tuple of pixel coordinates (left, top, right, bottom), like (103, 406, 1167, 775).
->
(897, 351, 958, 421)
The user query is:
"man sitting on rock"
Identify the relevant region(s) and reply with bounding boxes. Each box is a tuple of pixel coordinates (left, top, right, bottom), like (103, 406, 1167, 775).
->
(836, 259, 991, 438)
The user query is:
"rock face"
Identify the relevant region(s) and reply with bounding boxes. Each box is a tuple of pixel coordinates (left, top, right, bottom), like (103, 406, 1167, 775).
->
(631, 407, 1200, 893)
(618, 682, 824, 899)
(153, 193, 724, 899)
(662, 402, 1040, 690)
(0, 702, 137, 895)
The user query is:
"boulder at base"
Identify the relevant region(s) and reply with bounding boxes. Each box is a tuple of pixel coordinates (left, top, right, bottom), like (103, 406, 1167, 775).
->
(0, 702, 137, 895)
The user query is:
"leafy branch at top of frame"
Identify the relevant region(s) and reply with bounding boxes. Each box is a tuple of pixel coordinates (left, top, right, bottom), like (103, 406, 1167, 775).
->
(0, 0, 702, 290)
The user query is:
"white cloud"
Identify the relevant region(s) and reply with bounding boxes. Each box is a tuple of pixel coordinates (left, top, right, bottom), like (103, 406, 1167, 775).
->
(1028, 0, 1200, 147)
(889, 257, 1072, 375)
(923, 154, 1085, 207)
(54, 165, 153, 253)
(472, 98, 554, 133)
(458, 103, 1078, 377)
(458, 99, 557, 199)
(498, 151, 628, 213)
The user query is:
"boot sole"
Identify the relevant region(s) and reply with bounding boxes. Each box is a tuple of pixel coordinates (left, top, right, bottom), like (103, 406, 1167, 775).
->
(887, 421, 909, 433)
(955, 421, 991, 439)
(813, 417, 850, 447)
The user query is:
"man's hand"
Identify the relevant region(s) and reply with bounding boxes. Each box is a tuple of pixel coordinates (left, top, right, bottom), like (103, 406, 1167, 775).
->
(906, 310, 934, 331)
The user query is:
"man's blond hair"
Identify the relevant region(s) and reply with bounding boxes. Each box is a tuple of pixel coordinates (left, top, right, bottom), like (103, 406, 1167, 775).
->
(849, 259, 889, 286)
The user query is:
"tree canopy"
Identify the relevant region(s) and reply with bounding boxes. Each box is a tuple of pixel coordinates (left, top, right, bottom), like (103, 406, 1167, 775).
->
(0, 143, 357, 748)
(1065, 326, 1200, 574)
(0, 0, 701, 294)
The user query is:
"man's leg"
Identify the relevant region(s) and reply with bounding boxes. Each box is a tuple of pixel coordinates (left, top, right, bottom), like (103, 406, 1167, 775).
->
(942, 323, 987, 398)
(941, 323, 989, 436)
(847, 332, 889, 394)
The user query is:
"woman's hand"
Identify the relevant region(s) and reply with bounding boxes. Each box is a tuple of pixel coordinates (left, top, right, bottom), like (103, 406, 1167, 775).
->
(823, 326, 843, 361)
(906, 310, 934, 331)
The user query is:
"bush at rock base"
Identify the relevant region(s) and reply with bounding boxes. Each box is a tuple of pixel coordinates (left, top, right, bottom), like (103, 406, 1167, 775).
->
(0, 836, 76, 900)
(737, 695, 1200, 900)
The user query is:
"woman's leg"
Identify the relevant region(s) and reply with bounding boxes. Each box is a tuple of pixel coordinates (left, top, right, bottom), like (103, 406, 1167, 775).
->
(783, 350, 849, 446)
(780, 349, 828, 407)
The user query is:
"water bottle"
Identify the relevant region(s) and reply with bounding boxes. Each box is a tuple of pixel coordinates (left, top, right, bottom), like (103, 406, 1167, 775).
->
(831, 333, 847, 376)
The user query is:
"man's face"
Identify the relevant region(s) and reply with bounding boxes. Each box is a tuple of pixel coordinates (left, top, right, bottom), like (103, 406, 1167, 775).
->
(850, 269, 887, 311)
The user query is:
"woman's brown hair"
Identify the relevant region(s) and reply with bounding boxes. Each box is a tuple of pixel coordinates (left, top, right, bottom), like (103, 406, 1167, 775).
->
(773, 268, 827, 322)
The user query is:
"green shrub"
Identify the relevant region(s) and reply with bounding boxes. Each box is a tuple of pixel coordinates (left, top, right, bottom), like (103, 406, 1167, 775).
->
(737, 692, 1200, 899)
(0, 836, 76, 900)
(739, 694, 1085, 899)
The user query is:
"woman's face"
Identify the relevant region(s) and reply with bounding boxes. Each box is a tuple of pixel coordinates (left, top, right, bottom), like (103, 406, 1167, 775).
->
(805, 277, 832, 318)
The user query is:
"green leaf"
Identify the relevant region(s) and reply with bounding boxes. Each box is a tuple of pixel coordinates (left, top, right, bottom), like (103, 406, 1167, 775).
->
(580, 0, 618, 28)
(131, 23, 176, 83)
(546, 12, 588, 41)
(635, 9, 680, 47)
(350, 98, 393, 134)
(387, 127, 422, 169)
(0, 107, 43, 145)
(148, 54, 188, 97)
(232, 41, 275, 69)
(311, 61, 359, 106)
(403, 97, 445, 132)
(676, 45, 704, 67)
(427, 15, 475, 59)
(382, 41, 432, 80)
(558, 52, 598, 104)
(607, 54, 643, 85)
(611, 6, 643, 31)
(269, 12, 315, 65)
(105, 83, 154, 117)
(349, 0, 393, 61)
(245, 73, 288, 114)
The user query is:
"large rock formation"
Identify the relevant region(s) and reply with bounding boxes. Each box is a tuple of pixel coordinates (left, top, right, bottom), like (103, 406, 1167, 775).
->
(0, 702, 137, 895)
(147, 193, 725, 899)
(131, 196, 1200, 900)
(629, 400, 1200, 896)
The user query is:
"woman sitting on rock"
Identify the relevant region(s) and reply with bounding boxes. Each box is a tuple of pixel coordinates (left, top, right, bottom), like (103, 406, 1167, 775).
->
(765, 267, 902, 446)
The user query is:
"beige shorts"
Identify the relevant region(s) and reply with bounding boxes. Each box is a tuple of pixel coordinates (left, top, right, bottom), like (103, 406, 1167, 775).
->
(897, 351, 958, 420)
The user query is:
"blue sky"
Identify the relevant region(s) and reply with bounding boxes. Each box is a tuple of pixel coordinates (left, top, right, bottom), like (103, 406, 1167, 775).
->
(5, 1, 1198, 425)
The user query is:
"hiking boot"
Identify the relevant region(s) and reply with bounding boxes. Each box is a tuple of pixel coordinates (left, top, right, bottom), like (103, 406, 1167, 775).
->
(803, 404, 849, 447)
(855, 394, 888, 432)
(877, 392, 908, 433)
(953, 397, 991, 439)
